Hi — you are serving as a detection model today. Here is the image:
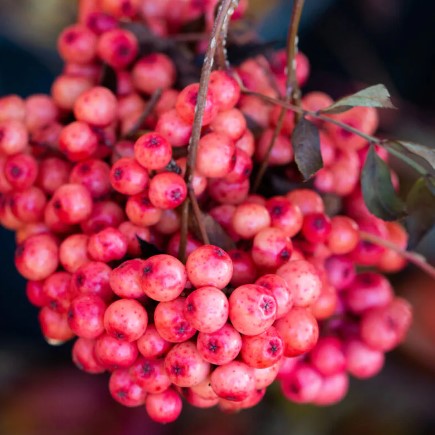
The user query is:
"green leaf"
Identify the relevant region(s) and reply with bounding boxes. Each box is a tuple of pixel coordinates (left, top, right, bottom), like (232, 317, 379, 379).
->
(361, 146, 407, 221)
(292, 117, 323, 181)
(320, 84, 396, 114)
(393, 140, 435, 171)
(406, 178, 435, 248)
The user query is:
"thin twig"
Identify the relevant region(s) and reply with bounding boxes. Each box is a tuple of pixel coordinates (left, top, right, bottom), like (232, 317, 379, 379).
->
(123, 88, 162, 139)
(285, 0, 305, 106)
(242, 88, 432, 179)
(360, 231, 435, 280)
(178, 0, 239, 261)
(184, 0, 240, 187)
(178, 199, 190, 263)
(189, 190, 210, 245)
(252, 0, 305, 192)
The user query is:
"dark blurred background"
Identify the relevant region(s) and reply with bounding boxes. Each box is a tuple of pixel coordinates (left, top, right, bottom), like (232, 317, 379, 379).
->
(1, 1, 435, 434)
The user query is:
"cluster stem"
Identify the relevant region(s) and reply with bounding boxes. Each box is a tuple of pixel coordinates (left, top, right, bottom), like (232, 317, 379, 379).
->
(178, 0, 239, 261)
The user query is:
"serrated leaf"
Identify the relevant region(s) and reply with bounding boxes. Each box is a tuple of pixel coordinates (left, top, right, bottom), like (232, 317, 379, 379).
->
(292, 117, 323, 181)
(395, 141, 435, 170)
(136, 236, 162, 259)
(361, 146, 407, 221)
(321, 84, 396, 114)
(406, 178, 435, 248)
(425, 176, 435, 195)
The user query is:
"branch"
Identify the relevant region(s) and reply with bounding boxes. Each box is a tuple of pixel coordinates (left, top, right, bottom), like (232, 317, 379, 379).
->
(123, 88, 162, 139)
(242, 88, 432, 179)
(360, 231, 435, 280)
(189, 190, 210, 245)
(251, 0, 305, 192)
(184, 0, 240, 188)
(178, 199, 190, 264)
(179, 0, 239, 262)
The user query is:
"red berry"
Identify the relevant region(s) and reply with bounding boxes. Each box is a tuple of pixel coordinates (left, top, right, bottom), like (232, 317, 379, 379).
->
(97, 28, 139, 69)
(69, 159, 112, 199)
(68, 294, 106, 338)
(72, 338, 106, 374)
(229, 284, 277, 336)
(176, 83, 217, 125)
(130, 357, 171, 394)
(134, 132, 172, 170)
(186, 245, 233, 289)
(94, 333, 138, 369)
(57, 24, 97, 64)
(104, 299, 148, 342)
(240, 326, 284, 368)
(148, 172, 187, 210)
(276, 260, 322, 307)
(141, 254, 187, 302)
(275, 307, 319, 357)
(145, 388, 182, 424)
(132, 53, 176, 95)
(196, 132, 235, 178)
(109, 368, 147, 407)
(15, 234, 59, 281)
(5, 153, 38, 191)
(110, 157, 149, 195)
(137, 324, 172, 359)
(164, 341, 210, 387)
(74, 86, 118, 127)
(196, 323, 242, 365)
(109, 259, 145, 299)
(210, 361, 255, 402)
(184, 286, 229, 333)
(154, 298, 196, 343)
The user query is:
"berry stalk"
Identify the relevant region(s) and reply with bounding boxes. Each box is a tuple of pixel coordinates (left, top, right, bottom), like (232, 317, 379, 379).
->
(360, 231, 435, 280)
(252, 0, 305, 192)
(179, 0, 240, 262)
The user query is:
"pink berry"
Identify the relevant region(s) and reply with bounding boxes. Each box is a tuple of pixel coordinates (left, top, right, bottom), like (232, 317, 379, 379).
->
(141, 254, 187, 302)
(240, 326, 284, 368)
(210, 361, 255, 402)
(164, 341, 210, 387)
(145, 388, 182, 424)
(196, 323, 242, 365)
(130, 357, 171, 394)
(154, 298, 196, 343)
(109, 368, 147, 407)
(104, 299, 148, 342)
(137, 324, 172, 359)
(184, 286, 229, 333)
(229, 284, 277, 336)
(274, 307, 319, 357)
(276, 260, 322, 307)
(68, 294, 106, 339)
(186, 245, 233, 289)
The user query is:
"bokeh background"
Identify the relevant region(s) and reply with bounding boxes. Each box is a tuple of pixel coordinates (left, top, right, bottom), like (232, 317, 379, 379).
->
(1, 1, 435, 434)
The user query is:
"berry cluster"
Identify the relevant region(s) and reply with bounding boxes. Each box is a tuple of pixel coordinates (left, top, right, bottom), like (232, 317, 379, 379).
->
(0, 0, 413, 424)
